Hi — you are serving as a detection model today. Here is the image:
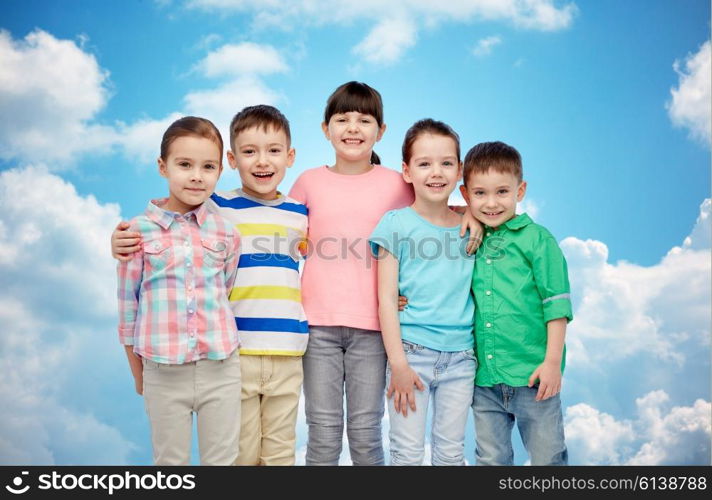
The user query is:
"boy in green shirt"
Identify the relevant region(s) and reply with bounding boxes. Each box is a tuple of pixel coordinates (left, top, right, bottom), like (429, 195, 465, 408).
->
(460, 141, 573, 465)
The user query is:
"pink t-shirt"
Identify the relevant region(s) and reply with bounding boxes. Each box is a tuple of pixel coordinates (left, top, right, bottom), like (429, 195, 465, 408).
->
(289, 165, 414, 331)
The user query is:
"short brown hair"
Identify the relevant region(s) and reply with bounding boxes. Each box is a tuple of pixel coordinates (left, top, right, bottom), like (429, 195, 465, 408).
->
(463, 141, 522, 186)
(229, 105, 291, 151)
(402, 118, 460, 165)
(160, 116, 223, 162)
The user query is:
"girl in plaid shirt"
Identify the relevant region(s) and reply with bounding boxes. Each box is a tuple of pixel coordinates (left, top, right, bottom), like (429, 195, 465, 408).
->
(117, 116, 241, 465)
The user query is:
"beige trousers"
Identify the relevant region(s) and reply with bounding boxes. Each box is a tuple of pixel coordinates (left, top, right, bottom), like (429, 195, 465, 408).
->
(142, 351, 241, 465)
(236, 354, 303, 465)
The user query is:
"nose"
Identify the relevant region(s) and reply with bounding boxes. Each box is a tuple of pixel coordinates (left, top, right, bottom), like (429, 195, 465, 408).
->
(256, 150, 269, 167)
(346, 119, 358, 133)
(190, 168, 203, 182)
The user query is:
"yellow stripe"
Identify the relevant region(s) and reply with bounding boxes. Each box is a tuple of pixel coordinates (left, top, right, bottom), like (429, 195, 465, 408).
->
(236, 223, 305, 237)
(229, 286, 301, 301)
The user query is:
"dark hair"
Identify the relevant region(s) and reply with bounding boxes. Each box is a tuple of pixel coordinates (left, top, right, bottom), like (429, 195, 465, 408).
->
(229, 104, 291, 151)
(160, 116, 223, 162)
(402, 118, 460, 165)
(324, 81, 383, 165)
(463, 141, 523, 186)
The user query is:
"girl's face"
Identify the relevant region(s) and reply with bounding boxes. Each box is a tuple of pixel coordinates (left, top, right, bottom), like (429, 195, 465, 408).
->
(158, 135, 222, 214)
(402, 133, 461, 204)
(322, 111, 385, 164)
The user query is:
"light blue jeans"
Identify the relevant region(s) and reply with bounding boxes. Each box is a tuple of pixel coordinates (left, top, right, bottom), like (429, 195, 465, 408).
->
(302, 326, 387, 465)
(387, 341, 476, 466)
(473, 384, 568, 465)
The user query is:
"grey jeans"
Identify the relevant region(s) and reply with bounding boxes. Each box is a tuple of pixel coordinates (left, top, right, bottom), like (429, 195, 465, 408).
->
(302, 325, 387, 465)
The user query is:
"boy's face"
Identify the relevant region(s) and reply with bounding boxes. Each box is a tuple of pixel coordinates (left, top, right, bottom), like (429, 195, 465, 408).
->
(402, 133, 462, 204)
(460, 169, 526, 229)
(158, 135, 222, 214)
(227, 125, 295, 200)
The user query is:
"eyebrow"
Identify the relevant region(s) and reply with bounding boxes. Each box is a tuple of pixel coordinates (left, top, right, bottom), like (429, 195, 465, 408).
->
(174, 156, 220, 162)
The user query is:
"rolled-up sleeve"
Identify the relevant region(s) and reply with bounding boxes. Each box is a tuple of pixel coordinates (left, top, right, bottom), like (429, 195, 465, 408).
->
(117, 237, 143, 345)
(532, 233, 573, 323)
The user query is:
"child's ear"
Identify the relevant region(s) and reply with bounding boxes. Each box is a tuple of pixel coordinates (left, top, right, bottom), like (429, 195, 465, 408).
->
(460, 184, 470, 204)
(376, 123, 387, 142)
(401, 161, 413, 184)
(321, 122, 329, 139)
(287, 147, 296, 168)
(517, 181, 527, 201)
(158, 157, 167, 178)
(226, 150, 237, 170)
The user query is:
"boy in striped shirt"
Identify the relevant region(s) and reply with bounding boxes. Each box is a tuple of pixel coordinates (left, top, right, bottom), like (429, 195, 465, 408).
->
(113, 106, 308, 465)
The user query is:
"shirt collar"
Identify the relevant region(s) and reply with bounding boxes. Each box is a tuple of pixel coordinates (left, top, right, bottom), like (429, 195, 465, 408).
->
(489, 213, 532, 232)
(145, 198, 208, 229)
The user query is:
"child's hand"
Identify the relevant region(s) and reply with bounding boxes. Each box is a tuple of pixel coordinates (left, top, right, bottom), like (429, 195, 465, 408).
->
(528, 360, 562, 401)
(398, 295, 408, 311)
(459, 210, 483, 255)
(133, 372, 144, 396)
(112, 221, 142, 261)
(387, 364, 424, 416)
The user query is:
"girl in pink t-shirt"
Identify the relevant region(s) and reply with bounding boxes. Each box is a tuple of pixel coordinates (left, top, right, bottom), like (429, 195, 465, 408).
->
(289, 82, 478, 465)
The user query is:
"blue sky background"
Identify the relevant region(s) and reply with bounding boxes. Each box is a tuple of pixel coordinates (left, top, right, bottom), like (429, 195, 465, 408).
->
(1, 0, 710, 465)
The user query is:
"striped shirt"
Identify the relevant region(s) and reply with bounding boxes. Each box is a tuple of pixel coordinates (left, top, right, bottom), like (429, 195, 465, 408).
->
(209, 189, 309, 356)
(117, 199, 240, 364)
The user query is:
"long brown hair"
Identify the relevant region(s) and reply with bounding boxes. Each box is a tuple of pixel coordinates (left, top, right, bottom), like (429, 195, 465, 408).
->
(160, 116, 223, 162)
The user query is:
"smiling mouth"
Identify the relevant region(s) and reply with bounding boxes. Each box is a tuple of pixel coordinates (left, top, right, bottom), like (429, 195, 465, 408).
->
(342, 139, 363, 145)
(253, 172, 274, 179)
(426, 183, 447, 188)
(483, 211, 502, 216)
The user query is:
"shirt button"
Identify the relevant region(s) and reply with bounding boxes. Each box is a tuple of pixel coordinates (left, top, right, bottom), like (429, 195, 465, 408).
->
(187, 285, 192, 291)
(486, 322, 492, 328)
(486, 232, 491, 236)
(485, 290, 491, 296)
(188, 309, 194, 314)
(486, 259, 492, 265)
(487, 354, 493, 360)
(186, 261, 192, 267)
(184, 240, 189, 246)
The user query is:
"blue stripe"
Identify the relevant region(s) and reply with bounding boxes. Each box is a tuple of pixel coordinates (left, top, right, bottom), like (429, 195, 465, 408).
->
(239, 253, 299, 271)
(236, 317, 309, 334)
(212, 193, 308, 215)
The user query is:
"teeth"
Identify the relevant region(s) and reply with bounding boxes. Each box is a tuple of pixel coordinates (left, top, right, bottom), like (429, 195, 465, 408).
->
(253, 173, 273, 177)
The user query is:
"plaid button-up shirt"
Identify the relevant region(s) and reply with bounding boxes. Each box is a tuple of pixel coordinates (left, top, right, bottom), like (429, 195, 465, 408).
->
(117, 199, 240, 364)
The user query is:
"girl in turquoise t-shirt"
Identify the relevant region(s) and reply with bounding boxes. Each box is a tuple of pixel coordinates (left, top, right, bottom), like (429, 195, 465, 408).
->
(369, 119, 476, 465)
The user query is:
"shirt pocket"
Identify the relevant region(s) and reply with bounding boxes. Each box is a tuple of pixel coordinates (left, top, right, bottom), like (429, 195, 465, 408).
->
(201, 238, 228, 267)
(143, 240, 172, 271)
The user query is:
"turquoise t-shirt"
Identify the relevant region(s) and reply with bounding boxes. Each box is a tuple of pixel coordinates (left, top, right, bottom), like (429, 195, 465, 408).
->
(369, 207, 475, 352)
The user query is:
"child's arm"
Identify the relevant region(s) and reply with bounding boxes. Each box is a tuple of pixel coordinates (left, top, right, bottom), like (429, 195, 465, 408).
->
(112, 221, 142, 262)
(377, 246, 424, 416)
(449, 205, 483, 254)
(223, 231, 240, 293)
(528, 317, 566, 401)
(117, 230, 144, 394)
(124, 345, 143, 395)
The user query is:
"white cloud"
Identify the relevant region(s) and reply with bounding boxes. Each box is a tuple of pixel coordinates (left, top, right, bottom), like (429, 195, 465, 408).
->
(561, 199, 711, 367)
(565, 391, 711, 465)
(0, 29, 115, 164)
(353, 17, 418, 65)
(195, 42, 288, 77)
(185, 0, 577, 65)
(472, 35, 502, 57)
(0, 29, 288, 167)
(0, 166, 141, 464)
(667, 40, 711, 146)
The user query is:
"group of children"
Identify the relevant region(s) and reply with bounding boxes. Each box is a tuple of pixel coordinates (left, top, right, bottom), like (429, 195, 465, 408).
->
(114, 81, 573, 466)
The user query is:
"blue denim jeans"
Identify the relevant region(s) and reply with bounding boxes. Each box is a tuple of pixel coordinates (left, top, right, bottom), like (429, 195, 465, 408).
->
(387, 341, 476, 466)
(473, 384, 568, 465)
(302, 326, 386, 465)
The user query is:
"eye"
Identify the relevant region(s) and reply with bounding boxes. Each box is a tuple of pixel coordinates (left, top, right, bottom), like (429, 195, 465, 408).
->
(178, 161, 191, 168)
(360, 118, 372, 124)
(204, 163, 217, 170)
(242, 148, 255, 155)
(417, 161, 430, 168)
(473, 190, 484, 196)
(269, 147, 282, 154)
(498, 188, 510, 195)
(443, 160, 455, 167)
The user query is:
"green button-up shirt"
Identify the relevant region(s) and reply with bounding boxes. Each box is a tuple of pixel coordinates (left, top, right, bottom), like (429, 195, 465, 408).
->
(473, 213, 573, 387)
